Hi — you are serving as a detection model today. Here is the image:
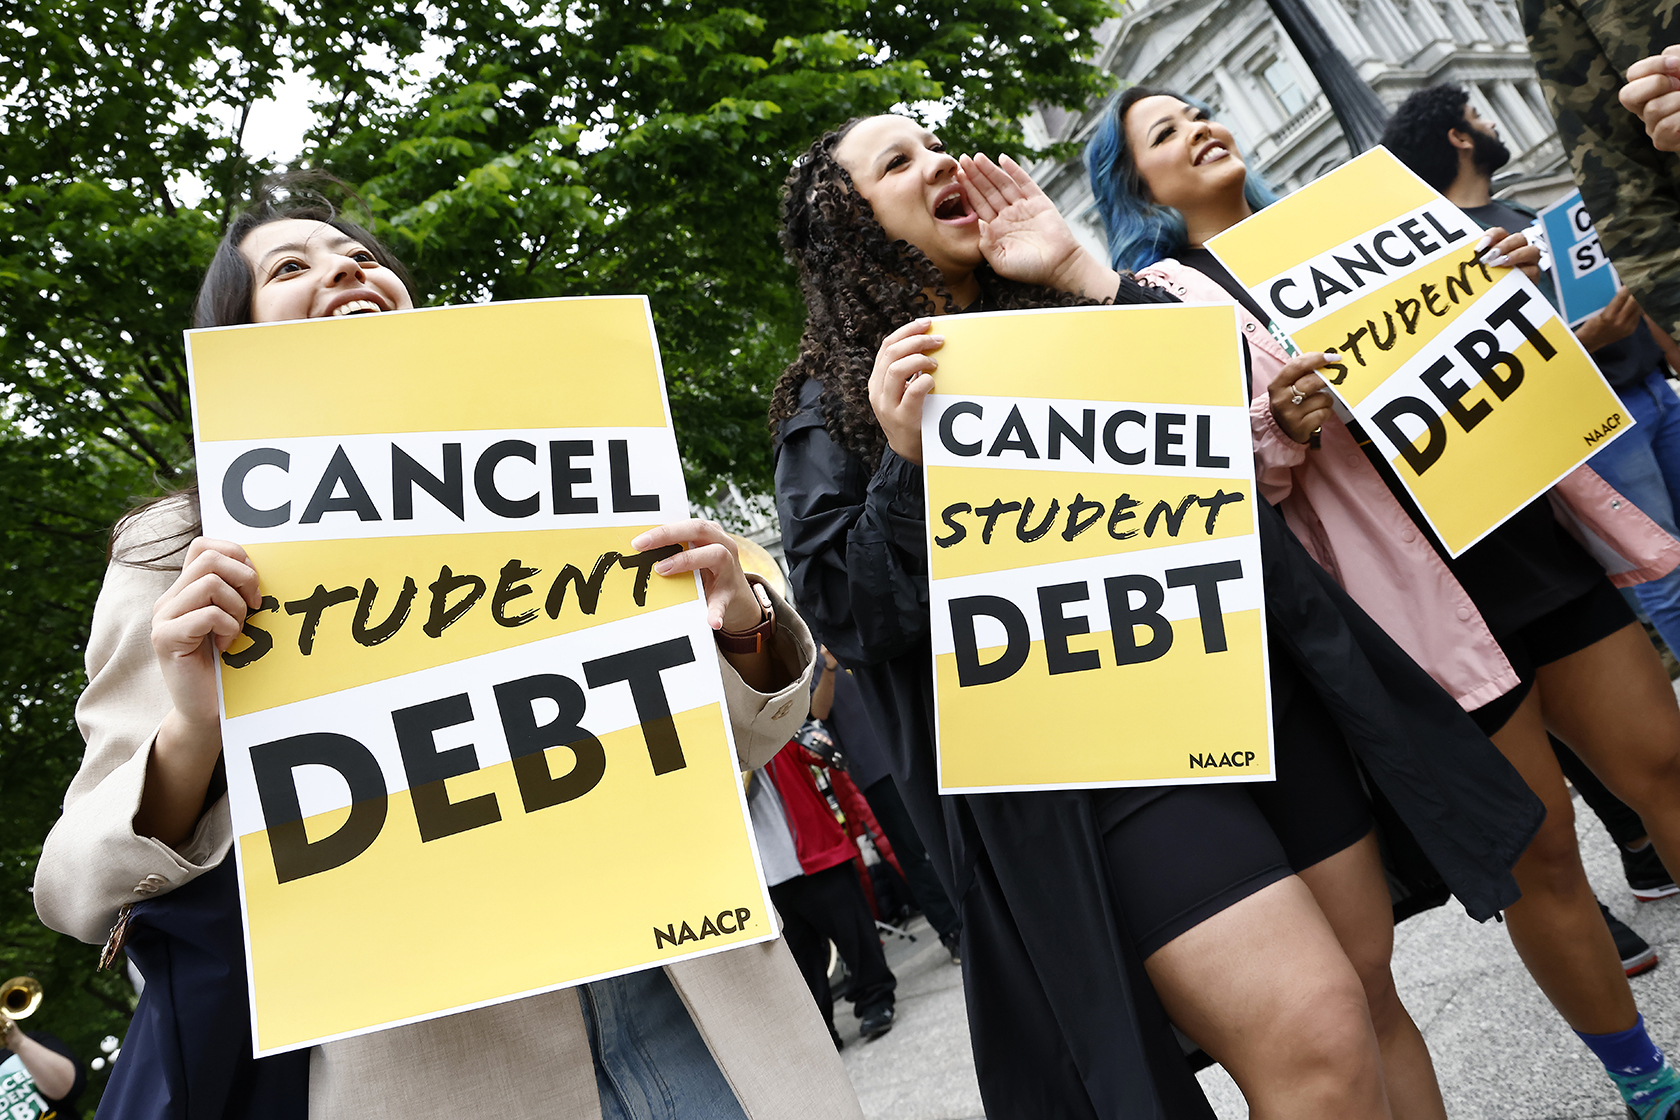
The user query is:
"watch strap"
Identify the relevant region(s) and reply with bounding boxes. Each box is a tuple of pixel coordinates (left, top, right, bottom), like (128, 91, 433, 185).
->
(716, 582, 775, 655)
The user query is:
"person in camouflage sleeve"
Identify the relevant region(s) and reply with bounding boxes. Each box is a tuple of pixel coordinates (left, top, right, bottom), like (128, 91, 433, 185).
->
(1522, 0, 1680, 342)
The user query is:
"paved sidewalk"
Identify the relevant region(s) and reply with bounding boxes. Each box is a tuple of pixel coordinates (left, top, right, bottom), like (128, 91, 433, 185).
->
(837, 919, 985, 1120)
(839, 749, 1680, 1117)
(1197, 793, 1680, 1119)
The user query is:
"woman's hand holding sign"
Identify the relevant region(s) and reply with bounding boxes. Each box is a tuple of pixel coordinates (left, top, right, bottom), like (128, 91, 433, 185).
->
(141, 537, 262, 848)
(1474, 226, 1541, 284)
(634, 520, 784, 693)
(870, 317, 944, 466)
(1575, 287, 1644, 353)
(1268, 352, 1341, 446)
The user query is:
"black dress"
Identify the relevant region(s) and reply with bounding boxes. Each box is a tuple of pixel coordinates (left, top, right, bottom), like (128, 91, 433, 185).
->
(776, 370, 1544, 1117)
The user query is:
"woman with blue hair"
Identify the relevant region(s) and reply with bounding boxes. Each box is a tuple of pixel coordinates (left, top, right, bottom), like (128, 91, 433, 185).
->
(1087, 88, 1281, 275)
(1087, 87, 1680, 1120)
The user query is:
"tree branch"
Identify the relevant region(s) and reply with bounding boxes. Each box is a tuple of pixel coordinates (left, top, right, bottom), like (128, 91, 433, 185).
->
(49, 355, 185, 476)
(126, 355, 188, 425)
(153, 173, 177, 218)
(17, 519, 103, 542)
(9, 493, 116, 530)
(318, 38, 367, 148)
(540, 227, 616, 278)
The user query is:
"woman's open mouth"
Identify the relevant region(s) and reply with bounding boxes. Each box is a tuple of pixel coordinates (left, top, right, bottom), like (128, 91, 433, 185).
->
(1193, 142, 1231, 167)
(321, 289, 392, 317)
(934, 187, 977, 225)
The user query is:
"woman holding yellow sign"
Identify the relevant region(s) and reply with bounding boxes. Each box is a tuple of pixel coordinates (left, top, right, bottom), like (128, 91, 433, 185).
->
(1088, 87, 1680, 1120)
(772, 113, 1541, 1119)
(35, 188, 864, 1120)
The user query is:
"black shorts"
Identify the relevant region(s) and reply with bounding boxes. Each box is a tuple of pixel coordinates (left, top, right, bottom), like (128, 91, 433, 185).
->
(1469, 579, 1637, 736)
(1093, 661, 1374, 958)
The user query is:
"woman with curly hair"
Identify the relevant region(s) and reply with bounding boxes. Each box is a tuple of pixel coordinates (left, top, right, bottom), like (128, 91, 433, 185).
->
(771, 113, 1542, 1119)
(1087, 87, 1680, 1120)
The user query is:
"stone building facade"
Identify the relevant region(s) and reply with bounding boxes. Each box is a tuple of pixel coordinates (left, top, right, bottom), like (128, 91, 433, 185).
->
(1029, 0, 1573, 263)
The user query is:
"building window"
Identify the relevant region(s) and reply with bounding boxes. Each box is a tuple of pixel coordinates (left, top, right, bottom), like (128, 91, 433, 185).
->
(1260, 58, 1308, 117)
(1193, 83, 1228, 123)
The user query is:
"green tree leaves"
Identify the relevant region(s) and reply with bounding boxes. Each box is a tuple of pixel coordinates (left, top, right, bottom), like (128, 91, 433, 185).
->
(2, 0, 1117, 1096)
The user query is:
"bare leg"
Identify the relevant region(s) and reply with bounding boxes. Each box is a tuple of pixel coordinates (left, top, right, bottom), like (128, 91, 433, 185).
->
(1146, 875, 1392, 1120)
(1541, 622, 1680, 907)
(1489, 686, 1639, 1034)
(1297, 831, 1446, 1120)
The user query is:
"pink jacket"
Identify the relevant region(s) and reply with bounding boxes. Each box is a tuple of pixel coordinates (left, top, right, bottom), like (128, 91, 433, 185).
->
(1140, 259, 1680, 709)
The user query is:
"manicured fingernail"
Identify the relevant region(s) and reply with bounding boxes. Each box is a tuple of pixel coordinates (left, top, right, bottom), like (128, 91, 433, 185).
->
(655, 560, 673, 574)
(1322, 349, 1339, 360)
(1487, 253, 1509, 267)
(929, 335, 944, 343)
(928, 359, 938, 369)
(1474, 232, 1495, 252)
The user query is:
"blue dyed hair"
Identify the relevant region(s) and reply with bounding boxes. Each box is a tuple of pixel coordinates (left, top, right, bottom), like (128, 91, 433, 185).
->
(1085, 86, 1282, 273)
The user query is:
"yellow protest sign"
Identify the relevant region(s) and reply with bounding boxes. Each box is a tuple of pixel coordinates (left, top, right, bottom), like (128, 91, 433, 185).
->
(1207, 148, 1630, 556)
(187, 297, 772, 1056)
(922, 304, 1273, 792)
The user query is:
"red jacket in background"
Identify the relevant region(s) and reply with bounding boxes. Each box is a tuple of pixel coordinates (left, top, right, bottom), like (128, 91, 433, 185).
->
(764, 741, 907, 921)
(764, 742, 856, 875)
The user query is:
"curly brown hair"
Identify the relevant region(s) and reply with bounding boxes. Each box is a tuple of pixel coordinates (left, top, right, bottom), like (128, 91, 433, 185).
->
(769, 116, 1176, 467)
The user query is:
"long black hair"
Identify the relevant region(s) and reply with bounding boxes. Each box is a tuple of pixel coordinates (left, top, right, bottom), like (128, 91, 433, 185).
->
(191, 175, 414, 329)
(116, 175, 414, 564)
(768, 116, 1175, 468)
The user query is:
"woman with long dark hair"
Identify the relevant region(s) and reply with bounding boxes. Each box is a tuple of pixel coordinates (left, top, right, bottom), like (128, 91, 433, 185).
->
(34, 182, 862, 1120)
(771, 112, 1541, 1119)
(1087, 86, 1680, 1120)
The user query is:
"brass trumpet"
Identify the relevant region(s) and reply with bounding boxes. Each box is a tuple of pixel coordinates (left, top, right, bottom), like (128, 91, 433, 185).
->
(1, 976, 42, 1025)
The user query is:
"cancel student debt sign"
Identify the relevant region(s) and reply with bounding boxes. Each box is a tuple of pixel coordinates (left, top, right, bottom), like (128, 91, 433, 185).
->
(1206, 148, 1629, 556)
(186, 297, 773, 1056)
(923, 304, 1272, 793)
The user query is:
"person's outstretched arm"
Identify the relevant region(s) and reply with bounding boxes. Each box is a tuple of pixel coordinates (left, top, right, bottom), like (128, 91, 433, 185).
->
(1523, 0, 1680, 342)
(0, 1024, 76, 1102)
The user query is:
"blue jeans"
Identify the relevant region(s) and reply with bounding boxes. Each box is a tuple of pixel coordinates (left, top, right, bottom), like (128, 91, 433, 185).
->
(579, 969, 748, 1120)
(1590, 369, 1680, 653)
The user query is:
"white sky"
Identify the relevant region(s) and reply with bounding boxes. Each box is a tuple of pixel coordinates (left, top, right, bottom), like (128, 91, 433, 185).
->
(243, 63, 324, 165)
(172, 40, 453, 205)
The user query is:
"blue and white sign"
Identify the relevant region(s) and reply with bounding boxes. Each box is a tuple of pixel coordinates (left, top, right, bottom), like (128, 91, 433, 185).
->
(1539, 190, 1620, 326)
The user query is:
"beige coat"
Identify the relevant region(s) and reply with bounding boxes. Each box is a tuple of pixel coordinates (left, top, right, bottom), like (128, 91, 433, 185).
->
(35, 498, 863, 1120)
